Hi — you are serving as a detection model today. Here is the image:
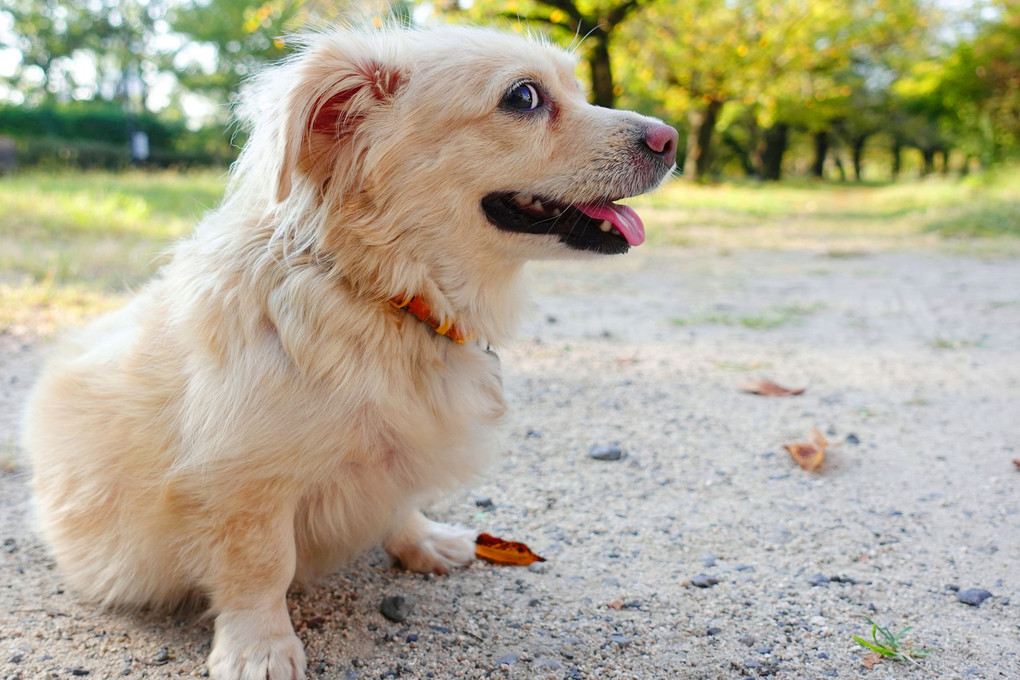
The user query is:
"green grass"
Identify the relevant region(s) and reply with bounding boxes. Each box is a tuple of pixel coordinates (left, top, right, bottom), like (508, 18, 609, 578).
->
(852, 617, 932, 664)
(670, 302, 826, 330)
(1, 166, 1018, 336)
(0, 169, 226, 289)
(626, 164, 1020, 251)
(0, 169, 227, 335)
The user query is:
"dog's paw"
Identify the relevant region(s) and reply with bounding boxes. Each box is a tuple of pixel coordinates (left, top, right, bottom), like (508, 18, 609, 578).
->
(208, 608, 306, 680)
(385, 513, 475, 574)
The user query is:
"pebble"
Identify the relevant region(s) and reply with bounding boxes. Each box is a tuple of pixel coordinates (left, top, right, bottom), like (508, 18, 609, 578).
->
(845, 433, 860, 445)
(533, 658, 563, 670)
(699, 553, 718, 567)
(528, 561, 548, 574)
(690, 574, 719, 588)
(957, 588, 993, 606)
(406, 634, 418, 643)
(738, 634, 756, 647)
(7, 653, 23, 664)
(68, 670, 90, 677)
(808, 573, 830, 586)
(474, 497, 494, 509)
(588, 445, 625, 461)
(379, 595, 413, 623)
(608, 634, 632, 646)
(706, 627, 722, 636)
(152, 648, 170, 663)
(494, 653, 518, 666)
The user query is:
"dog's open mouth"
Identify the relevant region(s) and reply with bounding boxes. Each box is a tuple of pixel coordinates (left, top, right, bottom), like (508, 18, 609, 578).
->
(482, 192, 645, 254)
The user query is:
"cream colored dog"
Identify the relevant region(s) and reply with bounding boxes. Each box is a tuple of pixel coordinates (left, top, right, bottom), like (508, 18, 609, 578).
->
(22, 25, 676, 680)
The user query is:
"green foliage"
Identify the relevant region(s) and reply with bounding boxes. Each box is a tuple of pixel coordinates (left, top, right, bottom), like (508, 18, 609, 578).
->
(852, 617, 932, 663)
(0, 103, 237, 169)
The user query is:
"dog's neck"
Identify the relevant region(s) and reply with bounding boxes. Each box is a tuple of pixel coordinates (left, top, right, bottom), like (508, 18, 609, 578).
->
(390, 294, 472, 343)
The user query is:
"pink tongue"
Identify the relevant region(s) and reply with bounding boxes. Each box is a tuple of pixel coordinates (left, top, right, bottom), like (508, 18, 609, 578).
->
(575, 202, 645, 246)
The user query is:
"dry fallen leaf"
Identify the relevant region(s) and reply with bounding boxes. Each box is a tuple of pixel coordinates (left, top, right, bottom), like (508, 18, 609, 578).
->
(737, 379, 805, 397)
(475, 533, 546, 566)
(1013, 459, 1020, 470)
(861, 652, 883, 670)
(784, 427, 827, 471)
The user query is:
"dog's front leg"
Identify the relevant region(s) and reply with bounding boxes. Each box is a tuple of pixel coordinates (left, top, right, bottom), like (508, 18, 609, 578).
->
(384, 509, 475, 575)
(205, 504, 306, 680)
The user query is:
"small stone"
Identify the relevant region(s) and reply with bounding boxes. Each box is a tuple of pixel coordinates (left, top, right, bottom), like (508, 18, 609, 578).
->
(690, 574, 719, 588)
(706, 627, 722, 636)
(699, 553, 717, 567)
(152, 648, 170, 664)
(429, 625, 451, 634)
(7, 653, 23, 664)
(406, 634, 418, 643)
(494, 653, 518, 666)
(314, 663, 327, 675)
(808, 573, 830, 586)
(528, 561, 548, 574)
(474, 497, 494, 509)
(957, 588, 993, 607)
(845, 433, 860, 445)
(738, 634, 756, 647)
(68, 670, 90, 677)
(588, 445, 624, 461)
(608, 634, 631, 646)
(343, 671, 359, 680)
(379, 595, 412, 623)
(533, 658, 563, 670)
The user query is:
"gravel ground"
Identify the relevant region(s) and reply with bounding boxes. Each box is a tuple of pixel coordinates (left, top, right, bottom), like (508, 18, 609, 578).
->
(2, 248, 1018, 680)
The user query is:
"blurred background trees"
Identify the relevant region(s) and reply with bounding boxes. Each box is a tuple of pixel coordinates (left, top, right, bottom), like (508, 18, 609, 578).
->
(0, 0, 1016, 178)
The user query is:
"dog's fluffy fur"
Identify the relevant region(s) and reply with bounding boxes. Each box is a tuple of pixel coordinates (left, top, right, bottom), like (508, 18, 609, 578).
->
(23, 25, 675, 680)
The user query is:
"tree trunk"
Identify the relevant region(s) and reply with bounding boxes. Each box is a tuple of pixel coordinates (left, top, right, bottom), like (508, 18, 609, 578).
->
(588, 36, 615, 108)
(811, 131, 829, 179)
(683, 98, 723, 181)
(759, 123, 789, 181)
(921, 148, 936, 176)
(851, 134, 868, 182)
(722, 133, 755, 177)
(891, 139, 902, 180)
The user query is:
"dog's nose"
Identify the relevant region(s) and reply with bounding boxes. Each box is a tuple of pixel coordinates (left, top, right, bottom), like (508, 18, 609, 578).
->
(643, 124, 679, 167)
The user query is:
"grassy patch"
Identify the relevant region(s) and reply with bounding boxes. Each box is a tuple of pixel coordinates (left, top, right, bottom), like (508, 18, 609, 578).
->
(0, 169, 226, 291)
(853, 617, 932, 664)
(628, 165, 1020, 251)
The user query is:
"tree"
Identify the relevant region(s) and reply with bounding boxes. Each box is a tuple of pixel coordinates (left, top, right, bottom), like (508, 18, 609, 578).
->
(452, 0, 655, 108)
(169, 0, 304, 101)
(2, 0, 167, 110)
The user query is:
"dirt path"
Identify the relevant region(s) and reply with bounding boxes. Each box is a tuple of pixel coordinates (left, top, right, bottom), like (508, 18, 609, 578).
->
(2, 248, 1018, 679)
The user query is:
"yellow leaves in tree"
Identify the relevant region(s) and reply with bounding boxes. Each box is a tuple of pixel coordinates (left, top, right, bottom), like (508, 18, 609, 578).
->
(475, 533, 546, 566)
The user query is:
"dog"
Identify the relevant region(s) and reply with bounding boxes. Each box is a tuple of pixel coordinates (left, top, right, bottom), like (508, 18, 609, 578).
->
(22, 24, 676, 680)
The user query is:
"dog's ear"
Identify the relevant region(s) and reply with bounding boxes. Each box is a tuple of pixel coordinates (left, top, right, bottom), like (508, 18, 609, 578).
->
(276, 57, 405, 202)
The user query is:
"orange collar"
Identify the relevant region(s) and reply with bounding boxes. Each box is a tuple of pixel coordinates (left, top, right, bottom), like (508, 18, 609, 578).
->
(390, 294, 473, 343)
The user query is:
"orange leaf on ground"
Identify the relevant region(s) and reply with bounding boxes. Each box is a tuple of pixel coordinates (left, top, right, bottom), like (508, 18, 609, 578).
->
(861, 652, 883, 670)
(737, 379, 805, 397)
(784, 427, 827, 471)
(475, 533, 546, 566)
(1013, 459, 1020, 470)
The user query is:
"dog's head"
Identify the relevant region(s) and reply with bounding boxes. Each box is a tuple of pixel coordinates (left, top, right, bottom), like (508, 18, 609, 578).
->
(237, 26, 675, 262)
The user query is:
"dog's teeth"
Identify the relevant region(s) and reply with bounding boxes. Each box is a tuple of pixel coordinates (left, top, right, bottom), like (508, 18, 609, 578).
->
(514, 193, 532, 207)
(599, 220, 612, 233)
(552, 208, 562, 216)
(532, 199, 543, 211)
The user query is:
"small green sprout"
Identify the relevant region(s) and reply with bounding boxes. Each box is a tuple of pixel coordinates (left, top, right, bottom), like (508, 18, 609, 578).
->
(852, 617, 932, 664)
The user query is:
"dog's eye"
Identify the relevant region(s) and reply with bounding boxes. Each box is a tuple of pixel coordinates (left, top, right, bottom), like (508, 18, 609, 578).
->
(504, 82, 541, 112)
